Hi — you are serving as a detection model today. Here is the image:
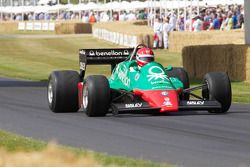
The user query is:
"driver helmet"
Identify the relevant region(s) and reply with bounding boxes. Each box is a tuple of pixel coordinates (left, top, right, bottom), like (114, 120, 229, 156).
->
(136, 47, 154, 67)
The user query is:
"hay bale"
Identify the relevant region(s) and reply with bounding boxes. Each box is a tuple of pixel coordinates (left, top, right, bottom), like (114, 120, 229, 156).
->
(0, 22, 18, 33)
(132, 20, 148, 26)
(55, 22, 92, 34)
(169, 30, 244, 53)
(245, 46, 250, 83)
(182, 44, 249, 81)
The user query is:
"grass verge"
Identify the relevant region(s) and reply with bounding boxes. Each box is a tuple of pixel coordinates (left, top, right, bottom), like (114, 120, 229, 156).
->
(0, 130, 170, 167)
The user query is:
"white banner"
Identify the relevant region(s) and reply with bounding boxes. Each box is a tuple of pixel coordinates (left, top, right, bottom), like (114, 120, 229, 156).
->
(42, 22, 49, 31)
(33, 22, 42, 30)
(92, 28, 138, 47)
(26, 22, 33, 30)
(18, 22, 25, 30)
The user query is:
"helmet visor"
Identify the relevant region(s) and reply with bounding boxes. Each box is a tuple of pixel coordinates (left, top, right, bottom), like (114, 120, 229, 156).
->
(139, 57, 154, 63)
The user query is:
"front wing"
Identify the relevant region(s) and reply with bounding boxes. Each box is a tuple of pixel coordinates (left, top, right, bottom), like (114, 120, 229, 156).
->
(110, 100, 221, 115)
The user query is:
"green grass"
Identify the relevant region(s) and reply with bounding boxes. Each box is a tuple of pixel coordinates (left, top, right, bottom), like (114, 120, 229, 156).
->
(0, 130, 171, 167)
(0, 35, 249, 104)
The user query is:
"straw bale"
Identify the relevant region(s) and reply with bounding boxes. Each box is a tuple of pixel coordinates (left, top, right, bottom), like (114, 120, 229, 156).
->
(169, 30, 244, 53)
(0, 22, 18, 33)
(246, 46, 250, 83)
(183, 44, 249, 81)
(132, 20, 148, 26)
(55, 22, 92, 34)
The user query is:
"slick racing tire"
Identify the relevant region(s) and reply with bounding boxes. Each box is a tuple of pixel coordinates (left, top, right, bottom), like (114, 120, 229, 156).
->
(83, 75, 110, 117)
(48, 70, 80, 113)
(202, 72, 231, 113)
(166, 67, 190, 100)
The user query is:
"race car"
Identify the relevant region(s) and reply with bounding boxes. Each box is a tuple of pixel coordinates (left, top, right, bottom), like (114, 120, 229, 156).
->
(47, 44, 231, 116)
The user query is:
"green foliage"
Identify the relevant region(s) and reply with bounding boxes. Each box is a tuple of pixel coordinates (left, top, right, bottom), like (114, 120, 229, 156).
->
(60, 0, 79, 4)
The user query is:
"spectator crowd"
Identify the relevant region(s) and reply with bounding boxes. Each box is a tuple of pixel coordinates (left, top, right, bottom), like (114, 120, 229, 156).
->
(152, 3, 244, 49)
(0, 3, 244, 49)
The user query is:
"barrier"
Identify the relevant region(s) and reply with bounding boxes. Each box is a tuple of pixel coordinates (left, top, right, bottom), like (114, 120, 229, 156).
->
(182, 44, 250, 82)
(17, 21, 55, 31)
(169, 30, 244, 53)
(93, 28, 138, 47)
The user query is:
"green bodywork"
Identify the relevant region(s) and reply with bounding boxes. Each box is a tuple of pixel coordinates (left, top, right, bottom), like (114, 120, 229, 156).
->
(109, 60, 183, 91)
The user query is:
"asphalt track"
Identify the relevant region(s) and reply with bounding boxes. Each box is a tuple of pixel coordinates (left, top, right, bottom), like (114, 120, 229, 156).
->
(0, 78, 250, 167)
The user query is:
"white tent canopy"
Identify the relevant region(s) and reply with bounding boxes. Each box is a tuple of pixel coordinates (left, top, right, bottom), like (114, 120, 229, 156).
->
(0, 0, 244, 13)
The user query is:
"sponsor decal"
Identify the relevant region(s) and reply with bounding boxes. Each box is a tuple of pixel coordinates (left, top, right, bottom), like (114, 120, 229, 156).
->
(164, 97, 170, 101)
(147, 66, 168, 82)
(125, 103, 143, 108)
(89, 50, 95, 56)
(88, 50, 126, 56)
(135, 73, 140, 81)
(186, 101, 205, 105)
(123, 50, 130, 55)
(163, 101, 173, 106)
(152, 85, 173, 90)
(151, 80, 169, 85)
(79, 50, 86, 55)
(162, 96, 173, 107)
(161, 91, 169, 96)
(118, 65, 130, 86)
(80, 62, 86, 70)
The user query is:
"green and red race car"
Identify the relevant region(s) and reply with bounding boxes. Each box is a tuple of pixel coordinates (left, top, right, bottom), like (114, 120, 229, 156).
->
(47, 44, 231, 116)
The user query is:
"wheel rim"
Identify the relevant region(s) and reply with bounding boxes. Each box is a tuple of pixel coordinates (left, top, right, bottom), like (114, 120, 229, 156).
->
(83, 85, 88, 109)
(48, 81, 53, 104)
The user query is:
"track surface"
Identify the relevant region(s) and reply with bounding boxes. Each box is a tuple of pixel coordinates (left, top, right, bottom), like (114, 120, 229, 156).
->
(0, 78, 250, 167)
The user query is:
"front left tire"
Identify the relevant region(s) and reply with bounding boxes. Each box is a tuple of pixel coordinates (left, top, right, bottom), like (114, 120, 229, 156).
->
(83, 75, 110, 117)
(48, 70, 80, 113)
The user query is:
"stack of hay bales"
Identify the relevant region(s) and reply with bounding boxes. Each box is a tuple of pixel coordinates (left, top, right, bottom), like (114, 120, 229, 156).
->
(169, 30, 244, 53)
(55, 22, 92, 34)
(0, 22, 18, 33)
(182, 44, 250, 82)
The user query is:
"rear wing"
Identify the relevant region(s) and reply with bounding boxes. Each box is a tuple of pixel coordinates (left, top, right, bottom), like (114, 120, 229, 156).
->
(79, 48, 135, 78)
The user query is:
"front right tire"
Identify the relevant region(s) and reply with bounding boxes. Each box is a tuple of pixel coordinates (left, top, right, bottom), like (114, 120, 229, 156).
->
(202, 72, 232, 113)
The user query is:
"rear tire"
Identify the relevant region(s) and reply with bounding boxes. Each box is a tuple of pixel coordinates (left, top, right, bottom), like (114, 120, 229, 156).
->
(83, 75, 110, 117)
(48, 70, 80, 113)
(202, 72, 231, 113)
(166, 67, 190, 100)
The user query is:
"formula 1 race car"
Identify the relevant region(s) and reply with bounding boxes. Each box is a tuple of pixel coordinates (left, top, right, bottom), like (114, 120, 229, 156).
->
(47, 44, 231, 116)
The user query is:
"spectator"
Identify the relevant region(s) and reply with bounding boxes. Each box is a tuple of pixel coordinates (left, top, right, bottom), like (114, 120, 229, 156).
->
(119, 11, 126, 21)
(153, 17, 163, 48)
(162, 17, 172, 49)
(89, 12, 97, 23)
(126, 11, 136, 21)
(169, 12, 177, 31)
(193, 16, 202, 32)
(232, 11, 238, 29)
(236, 12, 244, 29)
(226, 11, 233, 30)
(209, 13, 220, 30)
(82, 12, 89, 23)
(177, 14, 185, 31)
